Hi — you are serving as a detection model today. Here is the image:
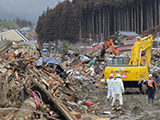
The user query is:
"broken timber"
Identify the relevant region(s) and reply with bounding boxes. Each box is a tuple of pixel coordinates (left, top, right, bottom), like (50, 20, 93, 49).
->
(32, 79, 77, 120)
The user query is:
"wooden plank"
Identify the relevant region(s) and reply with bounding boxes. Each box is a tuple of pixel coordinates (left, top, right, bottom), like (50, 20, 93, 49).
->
(8, 51, 15, 61)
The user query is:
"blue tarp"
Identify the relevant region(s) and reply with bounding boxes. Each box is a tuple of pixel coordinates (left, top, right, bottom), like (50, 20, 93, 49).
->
(43, 49, 49, 53)
(42, 57, 60, 64)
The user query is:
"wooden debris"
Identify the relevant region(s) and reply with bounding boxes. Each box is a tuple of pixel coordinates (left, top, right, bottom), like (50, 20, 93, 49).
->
(71, 111, 81, 119)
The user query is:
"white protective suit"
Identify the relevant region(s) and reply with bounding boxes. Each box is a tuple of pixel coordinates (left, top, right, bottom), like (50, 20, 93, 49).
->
(111, 78, 124, 106)
(89, 65, 95, 77)
(106, 77, 115, 99)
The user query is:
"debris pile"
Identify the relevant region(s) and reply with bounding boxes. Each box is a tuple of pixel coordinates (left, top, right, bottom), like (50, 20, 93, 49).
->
(1, 39, 160, 120)
(150, 48, 160, 81)
(0, 40, 110, 120)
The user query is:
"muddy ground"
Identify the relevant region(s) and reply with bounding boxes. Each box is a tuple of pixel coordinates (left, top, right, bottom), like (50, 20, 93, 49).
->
(60, 79, 160, 120)
(86, 87, 160, 120)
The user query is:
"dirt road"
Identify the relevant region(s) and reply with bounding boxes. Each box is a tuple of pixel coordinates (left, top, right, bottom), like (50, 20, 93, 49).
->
(86, 87, 160, 120)
(60, 78, 160, 120)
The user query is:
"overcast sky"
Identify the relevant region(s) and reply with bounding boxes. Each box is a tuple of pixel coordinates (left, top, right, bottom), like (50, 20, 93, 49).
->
(0, 0, 65, 23)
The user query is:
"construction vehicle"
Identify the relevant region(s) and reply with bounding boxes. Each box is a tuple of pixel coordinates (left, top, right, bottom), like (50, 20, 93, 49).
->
(104, 35, 153, 94)
(103, 39, 120, 56)
(99, 39, 120, 59)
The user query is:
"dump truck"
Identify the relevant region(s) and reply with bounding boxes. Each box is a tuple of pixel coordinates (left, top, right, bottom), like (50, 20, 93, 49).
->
(104, 35, 153, 94)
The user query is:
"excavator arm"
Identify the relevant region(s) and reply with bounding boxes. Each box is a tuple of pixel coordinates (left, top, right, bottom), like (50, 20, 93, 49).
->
(100, 39, 120, 58)
(129, 35, 153, 68)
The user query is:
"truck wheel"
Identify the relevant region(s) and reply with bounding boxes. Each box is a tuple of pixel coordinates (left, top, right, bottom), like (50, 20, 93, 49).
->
(140, 83, 147, 94)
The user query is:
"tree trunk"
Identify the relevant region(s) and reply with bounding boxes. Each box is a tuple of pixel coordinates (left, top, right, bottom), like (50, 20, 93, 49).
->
(114, 9, 116, 32)
(147, 4, 149, 29)
(137, 5, 139, 33)
(141, 1, 143, 32)
(159, 0, 160, 24)
(108, 8, 110, 36)
(127, 7, 129, 31)
(99, 9, 102, 37)
(88, 13, 90, 33)
(83, 14, 85, 35)
(148, 4, 151, 29)
(82, 15, 84, 36)
(84, 14, 86, 35)
(92, 12, 94, 36)
(121, 10, 124, 30)
(79, 20, 82, 44)
(105, 8, 107, 38)
(103, 9, 105, 39)
(151, 3, 153, 28)
(119, 9, 121, 30)
(131, 8, 133, 31)
(134, 7, 136, 31)
(96, 11, 98, 36)
(155, 0, 157, 26)
(124, 9, 126, 31)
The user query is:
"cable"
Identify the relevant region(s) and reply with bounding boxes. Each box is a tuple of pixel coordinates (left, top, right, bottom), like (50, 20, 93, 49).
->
(34, 90, 43, 102)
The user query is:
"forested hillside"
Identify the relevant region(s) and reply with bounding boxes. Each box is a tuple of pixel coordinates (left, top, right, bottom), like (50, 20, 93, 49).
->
(0, 18, 34, 29)
(36, 0, 158, 44)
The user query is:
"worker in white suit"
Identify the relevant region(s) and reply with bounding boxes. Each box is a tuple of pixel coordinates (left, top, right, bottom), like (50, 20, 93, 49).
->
(106, 74, 115, 101)
(89, 65, 95, 77)
(111, 74, 124, 107)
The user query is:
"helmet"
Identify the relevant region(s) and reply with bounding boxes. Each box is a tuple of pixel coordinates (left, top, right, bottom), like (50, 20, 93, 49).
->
(110, 74, 113, 77)
(116, 74, 121, 78)
(149, 74, 152, 78)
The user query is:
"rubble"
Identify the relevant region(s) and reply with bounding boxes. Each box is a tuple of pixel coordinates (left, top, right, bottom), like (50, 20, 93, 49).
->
(0, 39, 160, 120)
(0, 40, 109, 120)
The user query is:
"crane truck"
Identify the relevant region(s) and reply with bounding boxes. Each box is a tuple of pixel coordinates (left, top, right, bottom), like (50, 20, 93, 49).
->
(104, 35, 153, 94)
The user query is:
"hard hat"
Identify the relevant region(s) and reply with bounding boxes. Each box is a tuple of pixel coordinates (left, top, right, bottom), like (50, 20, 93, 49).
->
(149, 74, 152, 78)
(110, 74, 113, 77)
(116, 74, 121, 78)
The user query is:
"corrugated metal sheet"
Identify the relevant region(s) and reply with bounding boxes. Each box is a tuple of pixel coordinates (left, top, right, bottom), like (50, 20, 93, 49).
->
(19, 40, 37, 45)
(0, 39, 12, 54)
(117, 44, 133, 51)
(86, 44, 102, 53)
(118, 31, 138, 36)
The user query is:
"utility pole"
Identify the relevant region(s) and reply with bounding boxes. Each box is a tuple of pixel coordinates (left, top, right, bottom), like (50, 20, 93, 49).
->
(89, 33, 92, 46)
(96, 34, 99, 44)
(101, 33, 103, 42)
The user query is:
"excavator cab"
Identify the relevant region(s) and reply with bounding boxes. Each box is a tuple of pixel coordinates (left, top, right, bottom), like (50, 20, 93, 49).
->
(106, 56, 130, 66)
(112, 56, 130, 65)
(105, 56, 130, 67)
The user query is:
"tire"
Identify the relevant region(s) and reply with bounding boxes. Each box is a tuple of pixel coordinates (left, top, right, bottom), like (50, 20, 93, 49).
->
(139, 83, 147, 94)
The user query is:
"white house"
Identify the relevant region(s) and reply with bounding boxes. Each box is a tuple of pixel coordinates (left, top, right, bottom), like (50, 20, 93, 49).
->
(0, 29, 28, 42)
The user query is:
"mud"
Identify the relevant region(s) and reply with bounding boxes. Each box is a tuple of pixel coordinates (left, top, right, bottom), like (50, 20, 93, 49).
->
(85, 87, 160, 120)
(60, 79, 160, 120)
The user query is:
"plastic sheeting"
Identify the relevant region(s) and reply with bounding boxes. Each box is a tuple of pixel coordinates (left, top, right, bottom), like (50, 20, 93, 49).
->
(42, 57, 60, 64)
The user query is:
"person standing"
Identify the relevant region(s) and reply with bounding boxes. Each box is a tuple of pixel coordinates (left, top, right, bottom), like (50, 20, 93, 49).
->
(106, 74, 115, 101)
(89, 65, 95, 77)
(143, 74, 157, 105)
(111, 74, 124, 107)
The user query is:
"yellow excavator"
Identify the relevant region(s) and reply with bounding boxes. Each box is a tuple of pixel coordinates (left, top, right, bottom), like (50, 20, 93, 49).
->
(104, 35, 153, 94)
